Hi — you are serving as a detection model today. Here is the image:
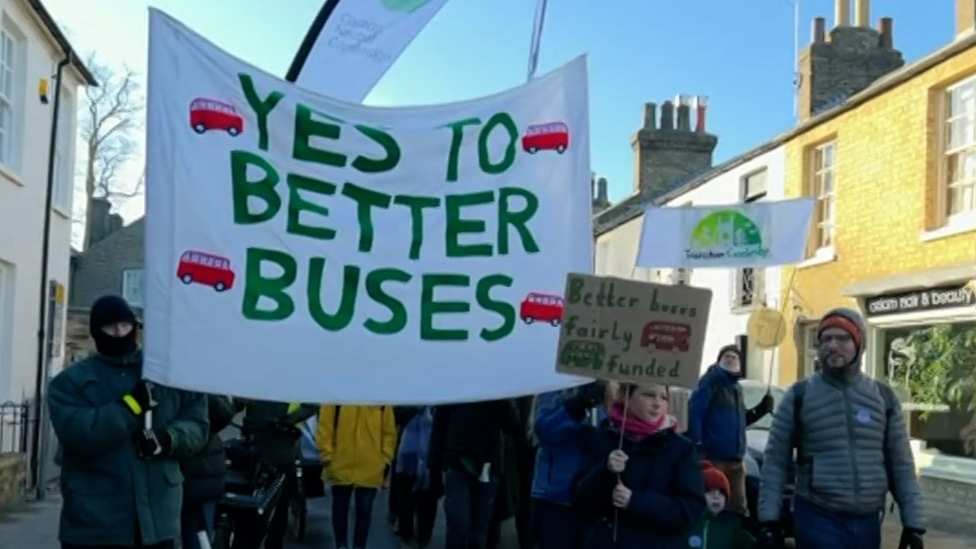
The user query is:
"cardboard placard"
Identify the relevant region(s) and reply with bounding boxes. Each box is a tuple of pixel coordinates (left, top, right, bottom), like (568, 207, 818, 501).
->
(555, 273, 711, 389)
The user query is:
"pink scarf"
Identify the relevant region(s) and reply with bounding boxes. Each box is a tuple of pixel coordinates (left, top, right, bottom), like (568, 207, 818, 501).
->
(609, 401, 677, 440)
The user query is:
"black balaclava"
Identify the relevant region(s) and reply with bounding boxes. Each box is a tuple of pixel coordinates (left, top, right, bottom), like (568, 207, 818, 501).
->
(89, 295, 138, 358)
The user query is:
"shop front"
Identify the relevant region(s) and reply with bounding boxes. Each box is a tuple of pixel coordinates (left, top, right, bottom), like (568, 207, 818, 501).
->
(844, 265, 976, 534)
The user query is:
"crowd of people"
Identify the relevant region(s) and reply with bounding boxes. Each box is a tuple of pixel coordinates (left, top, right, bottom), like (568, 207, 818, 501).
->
(48, 295, 928, 549)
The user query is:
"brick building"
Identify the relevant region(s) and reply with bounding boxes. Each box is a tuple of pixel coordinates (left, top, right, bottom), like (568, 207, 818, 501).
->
(775, 0, 976, 535)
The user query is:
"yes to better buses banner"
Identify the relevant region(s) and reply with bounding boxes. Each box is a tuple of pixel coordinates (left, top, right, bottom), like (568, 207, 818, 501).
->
(143, 10, 592, 404)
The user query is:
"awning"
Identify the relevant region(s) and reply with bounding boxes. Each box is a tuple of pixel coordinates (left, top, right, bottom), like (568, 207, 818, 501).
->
(842, 262, 976, 298)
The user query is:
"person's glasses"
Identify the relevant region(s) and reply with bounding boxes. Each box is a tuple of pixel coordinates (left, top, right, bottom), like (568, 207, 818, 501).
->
(819, 333, 852, 345)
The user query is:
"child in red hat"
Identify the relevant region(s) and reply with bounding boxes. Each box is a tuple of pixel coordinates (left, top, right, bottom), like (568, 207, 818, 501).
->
(687, 461, 756, 549)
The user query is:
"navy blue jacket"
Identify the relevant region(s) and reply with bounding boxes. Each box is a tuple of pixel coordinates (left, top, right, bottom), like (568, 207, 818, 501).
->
(688, 365, 748, 461)
(530, 390, 606, 506)
(571, 425, 705, 549)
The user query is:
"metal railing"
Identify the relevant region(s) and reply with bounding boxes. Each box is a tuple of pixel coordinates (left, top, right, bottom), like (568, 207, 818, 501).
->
(0, 401, 30, 455)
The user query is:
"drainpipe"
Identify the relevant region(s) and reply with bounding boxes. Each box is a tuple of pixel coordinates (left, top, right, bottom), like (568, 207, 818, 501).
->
(30, 52, 71, 501)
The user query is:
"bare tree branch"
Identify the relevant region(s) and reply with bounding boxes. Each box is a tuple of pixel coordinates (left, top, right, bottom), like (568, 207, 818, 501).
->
(79, 53, 144, 249)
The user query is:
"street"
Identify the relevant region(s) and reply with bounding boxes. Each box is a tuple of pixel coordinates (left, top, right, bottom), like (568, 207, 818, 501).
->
(2, 490, 972, 549)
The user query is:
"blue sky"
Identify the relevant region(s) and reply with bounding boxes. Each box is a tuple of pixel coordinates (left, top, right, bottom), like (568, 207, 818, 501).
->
(46, 0, 958, 220)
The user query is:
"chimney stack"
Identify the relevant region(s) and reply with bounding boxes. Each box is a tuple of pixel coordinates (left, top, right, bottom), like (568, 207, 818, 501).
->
(854, 0, 869, 27)
(630, 96, 718, 197)
(835, 0, 850, 27)
(796, 6, 903, 121)
(591, 174, 611, 213)
(957, 0, 975, 38)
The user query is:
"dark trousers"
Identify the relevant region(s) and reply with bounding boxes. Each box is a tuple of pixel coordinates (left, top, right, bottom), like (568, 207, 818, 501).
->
(180, 500, 217, 549)
(61, 543, 174, 549)
(331, 485, 378, 549)
(264, 468, 297, 549)
(395, 473, 439, 546)
(444, 468, 500, 549)
(793, 497, 882, 549)
(534, 498, 592, 549)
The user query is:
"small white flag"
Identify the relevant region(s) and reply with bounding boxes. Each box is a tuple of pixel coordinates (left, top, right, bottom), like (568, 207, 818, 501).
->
(636, 198, 816, 268)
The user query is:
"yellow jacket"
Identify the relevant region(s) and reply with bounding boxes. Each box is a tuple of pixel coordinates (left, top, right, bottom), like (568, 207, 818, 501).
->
(316, 405, 397, 488)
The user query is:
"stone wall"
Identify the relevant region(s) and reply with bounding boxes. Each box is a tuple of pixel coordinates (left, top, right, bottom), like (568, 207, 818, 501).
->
(0, 453, 27, 512)
(919, 475, 976, 536)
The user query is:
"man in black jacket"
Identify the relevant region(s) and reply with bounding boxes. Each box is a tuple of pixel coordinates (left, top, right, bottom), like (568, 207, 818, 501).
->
(180, 395, 236, 549)
(429, 399, 524, 549)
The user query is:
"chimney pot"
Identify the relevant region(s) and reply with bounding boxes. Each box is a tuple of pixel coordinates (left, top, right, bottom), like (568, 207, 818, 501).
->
(812, 17, 826, 43)
(854, 0, 869, 27)
(834, 0, 851, 27)
(879, 17, 893, 48)
(597, 177, 608, 202)
(956, 0, 975, 38)
(659, 100, 675, 130)
(676, 101, 691, 132)
(643, 102, 657, 130)
(694, 96, 708, 132)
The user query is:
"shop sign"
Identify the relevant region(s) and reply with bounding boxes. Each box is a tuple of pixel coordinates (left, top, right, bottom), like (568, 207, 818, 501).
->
(864, 283, 975, 317)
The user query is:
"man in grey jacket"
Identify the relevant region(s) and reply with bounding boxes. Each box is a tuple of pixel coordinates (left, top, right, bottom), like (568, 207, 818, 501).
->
(756, 307, 925, 549)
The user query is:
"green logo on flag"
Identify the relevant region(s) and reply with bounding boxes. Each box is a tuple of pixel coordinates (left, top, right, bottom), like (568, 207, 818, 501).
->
(687, 210, 769, 260)
(381, 0, 435, 13)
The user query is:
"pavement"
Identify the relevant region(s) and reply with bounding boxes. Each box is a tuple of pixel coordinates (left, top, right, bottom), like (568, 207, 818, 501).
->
(0, 492, 971, 549)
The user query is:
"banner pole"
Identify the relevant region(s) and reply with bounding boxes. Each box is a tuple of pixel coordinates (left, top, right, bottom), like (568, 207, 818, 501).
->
(766, 267, 798, 388)
(526, 0, 549, 81)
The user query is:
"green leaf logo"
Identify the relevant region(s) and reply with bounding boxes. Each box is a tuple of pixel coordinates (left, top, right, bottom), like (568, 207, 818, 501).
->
(380, 0, 435, 13)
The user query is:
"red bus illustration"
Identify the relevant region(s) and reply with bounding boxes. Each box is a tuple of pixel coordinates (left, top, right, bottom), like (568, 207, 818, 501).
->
(176, 250, 236, 292)
(189, 97, 244, 136)
(521, 122, 569, 154)
(640, 322, 691, 352)
(520, 292, 564, 326)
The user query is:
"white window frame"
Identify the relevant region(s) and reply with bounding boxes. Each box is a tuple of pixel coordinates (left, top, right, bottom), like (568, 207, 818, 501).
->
(121, 268, 145, 307)
(0, 15, 24, 175)
(671, 268, 692, 285)
(733, 169, 769, 310)
(810, 141, 837, 252)
(941, 76, 976, 225)
(52, 88, 74, 215)
(800, 322, 819, 378)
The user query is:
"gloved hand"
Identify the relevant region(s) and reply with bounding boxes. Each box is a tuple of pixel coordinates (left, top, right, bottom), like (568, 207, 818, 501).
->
(897, 528, 924, 549)
(133, 428, 172, 459)
(758, 392, 775, 415)
(272, 419, 300, 438)
(756, 522, 785, 549)
(120, 380, 157, 417)
(564, 381, 605, 420)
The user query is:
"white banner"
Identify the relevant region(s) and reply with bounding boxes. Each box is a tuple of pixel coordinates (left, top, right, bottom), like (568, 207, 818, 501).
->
(286, 0, 449, 100)
(143, 10, 592, 404)
(636, 198, 815, 268)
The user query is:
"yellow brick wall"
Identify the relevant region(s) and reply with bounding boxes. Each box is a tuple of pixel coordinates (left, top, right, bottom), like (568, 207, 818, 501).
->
(778, 46, 976, 386)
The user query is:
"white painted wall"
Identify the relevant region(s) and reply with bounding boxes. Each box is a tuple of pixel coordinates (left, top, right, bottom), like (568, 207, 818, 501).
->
(595, 145, 787, 385)
(0, 0, 85, 403)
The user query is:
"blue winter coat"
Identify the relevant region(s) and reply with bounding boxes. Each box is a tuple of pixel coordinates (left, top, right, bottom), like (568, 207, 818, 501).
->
(688, 365, 747, 461)
(571, 424, 705, 549)
(530, 390, 606, 506)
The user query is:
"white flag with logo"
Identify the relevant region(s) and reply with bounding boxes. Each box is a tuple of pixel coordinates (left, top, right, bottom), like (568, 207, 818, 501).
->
(286, 0, 449, 101)
(636, 198, 815, 268)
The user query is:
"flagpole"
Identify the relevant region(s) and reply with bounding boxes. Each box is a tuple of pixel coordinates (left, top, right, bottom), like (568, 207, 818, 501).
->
(526, 0, 548, 81)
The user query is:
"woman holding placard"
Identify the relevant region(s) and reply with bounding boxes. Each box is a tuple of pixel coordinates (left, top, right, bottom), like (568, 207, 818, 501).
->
(572, 383, 705, 549)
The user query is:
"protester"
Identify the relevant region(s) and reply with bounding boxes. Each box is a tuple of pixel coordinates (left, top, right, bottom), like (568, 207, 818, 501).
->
(317, 405, 397, 549)
(530, 381, 607, 549)
(429, 399, 525, 549)
(757, 308, 925, 549)
(688, 461, 755, 549)
(393, 406, 440, 548)
(180, 394, 236, 549)
(688, 344, 774, 516)
(572, 383, 705, 549)
(512, 395, 538, 549)
(47, 295, 209, 549)
(239, 399, 319, 549)
(488, 428, 522, 549)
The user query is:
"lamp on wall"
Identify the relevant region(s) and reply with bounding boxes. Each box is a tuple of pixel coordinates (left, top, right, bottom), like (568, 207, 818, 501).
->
(38, 78, 49, 104)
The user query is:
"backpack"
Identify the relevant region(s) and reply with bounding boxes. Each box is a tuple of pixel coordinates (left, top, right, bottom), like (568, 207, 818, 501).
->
(791, 377, 898, 493)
